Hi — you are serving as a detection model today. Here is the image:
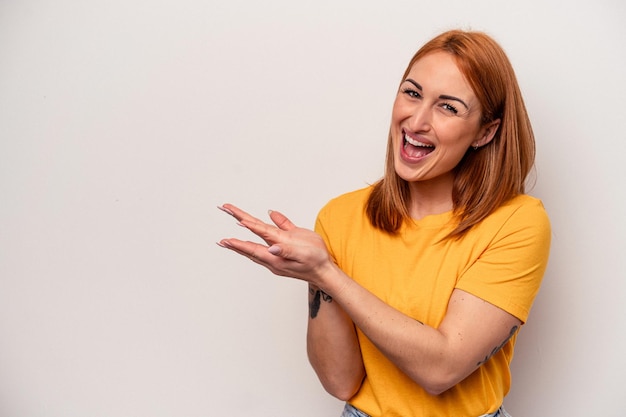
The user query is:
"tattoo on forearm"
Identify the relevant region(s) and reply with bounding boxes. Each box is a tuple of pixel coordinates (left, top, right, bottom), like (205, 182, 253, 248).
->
(309, 287, 333, 319)
(476, 325, 519, 367)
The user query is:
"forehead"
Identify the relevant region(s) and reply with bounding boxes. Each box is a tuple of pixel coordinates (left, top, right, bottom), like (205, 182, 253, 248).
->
(405, 52, 476, 99)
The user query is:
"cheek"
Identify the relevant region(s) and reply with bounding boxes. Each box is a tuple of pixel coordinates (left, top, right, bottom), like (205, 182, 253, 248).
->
(438, 121, 480, 145)
(391, 98, 411, 123)
(390, 105, 405, 143)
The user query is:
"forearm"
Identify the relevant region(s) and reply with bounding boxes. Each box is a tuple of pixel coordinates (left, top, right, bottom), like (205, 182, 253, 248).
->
(320, 270, 482, 395)
(334, 278, 453, 393)
(307, 284, 365, 401)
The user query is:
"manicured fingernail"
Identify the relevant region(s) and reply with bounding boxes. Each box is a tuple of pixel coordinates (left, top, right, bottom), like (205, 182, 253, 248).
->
(268, 245, 281, 255)
(236, 221, 247, 228)
(217, 205, 234, 216)
(216, 241, 227, 248)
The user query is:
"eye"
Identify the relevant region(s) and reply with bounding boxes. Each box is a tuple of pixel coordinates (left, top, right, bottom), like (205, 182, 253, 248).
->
(401, 88, 422, 99)
(441, 102, 459, 114)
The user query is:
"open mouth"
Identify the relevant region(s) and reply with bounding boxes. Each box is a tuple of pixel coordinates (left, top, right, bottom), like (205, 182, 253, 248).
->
(403, 131, 435, 159)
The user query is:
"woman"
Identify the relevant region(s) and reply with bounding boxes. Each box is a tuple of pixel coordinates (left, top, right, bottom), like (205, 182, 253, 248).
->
(217, 29, 550, 417)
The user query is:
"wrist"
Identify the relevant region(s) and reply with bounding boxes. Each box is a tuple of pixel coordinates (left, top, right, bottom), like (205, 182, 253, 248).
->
(316, 263, 351, 299)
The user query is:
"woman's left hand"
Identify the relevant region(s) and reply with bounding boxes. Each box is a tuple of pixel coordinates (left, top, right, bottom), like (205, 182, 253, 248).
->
(217, 204, 336, 285)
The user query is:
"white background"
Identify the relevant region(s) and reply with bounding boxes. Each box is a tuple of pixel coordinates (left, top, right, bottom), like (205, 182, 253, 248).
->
(1, 1, 625, 416)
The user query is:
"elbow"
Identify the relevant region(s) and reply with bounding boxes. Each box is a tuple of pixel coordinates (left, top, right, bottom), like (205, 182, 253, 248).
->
(313, 364, 365, 401)
(410, 366, 464, 396)
(422, 382, 453, 397)
(322, 375, 364, 401)
(308, 349, 365, 401)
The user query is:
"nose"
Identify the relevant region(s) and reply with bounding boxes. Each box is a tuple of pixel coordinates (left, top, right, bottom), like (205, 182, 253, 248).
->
(407, 103, 432, 132)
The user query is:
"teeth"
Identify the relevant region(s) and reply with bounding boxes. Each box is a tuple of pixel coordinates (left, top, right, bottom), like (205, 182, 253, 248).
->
(404, 134, 434, 147)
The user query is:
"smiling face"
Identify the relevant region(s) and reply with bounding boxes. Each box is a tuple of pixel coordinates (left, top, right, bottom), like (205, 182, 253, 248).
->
(391, 51, 500, 189)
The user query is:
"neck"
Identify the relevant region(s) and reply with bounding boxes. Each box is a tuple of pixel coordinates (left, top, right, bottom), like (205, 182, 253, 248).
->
(407, 175, 454, 220)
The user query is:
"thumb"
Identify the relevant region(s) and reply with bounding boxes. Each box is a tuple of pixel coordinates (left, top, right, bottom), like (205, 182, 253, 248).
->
(268, 244, 282, 256)
(268, 243, 308, 263)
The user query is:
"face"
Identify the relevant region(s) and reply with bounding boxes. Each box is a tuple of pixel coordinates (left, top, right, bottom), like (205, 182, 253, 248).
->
(391, 51, 499, 186)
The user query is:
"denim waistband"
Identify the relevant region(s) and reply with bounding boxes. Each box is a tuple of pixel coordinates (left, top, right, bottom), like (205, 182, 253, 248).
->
(340, 404, 370, 417)
(341, 403, 511, 417)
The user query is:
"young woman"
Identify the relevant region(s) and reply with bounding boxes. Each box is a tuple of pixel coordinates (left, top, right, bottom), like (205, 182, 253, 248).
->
(218, 29, 551, 417)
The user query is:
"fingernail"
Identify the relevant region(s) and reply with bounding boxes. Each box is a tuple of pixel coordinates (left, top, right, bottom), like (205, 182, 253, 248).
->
(236, 221, 247, 228)
(268, 245, 281, 255)
(217, 205, 234, 216)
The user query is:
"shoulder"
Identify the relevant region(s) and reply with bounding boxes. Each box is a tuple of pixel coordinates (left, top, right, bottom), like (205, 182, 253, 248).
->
(484, 194, 550, 231)
(456, 195, 552, 322)
(318, 186, 373, 218)
(315, 186, 374, 240)
(473, 194, 551, 256)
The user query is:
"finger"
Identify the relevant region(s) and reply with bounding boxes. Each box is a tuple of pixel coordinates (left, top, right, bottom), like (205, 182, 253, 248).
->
(218, 238, 273, 264)
(266, 243, 302, 263)
(218, 204, 261, 224)
(237, 218, 282, 247)
(268, 244, 282, 256)
(219, 240, 301, 280)
(218, 204, 276, 242)
(268, 210, 296, 231)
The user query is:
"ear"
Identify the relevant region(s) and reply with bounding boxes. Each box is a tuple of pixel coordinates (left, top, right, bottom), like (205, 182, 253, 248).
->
(472, 118, 501, 149)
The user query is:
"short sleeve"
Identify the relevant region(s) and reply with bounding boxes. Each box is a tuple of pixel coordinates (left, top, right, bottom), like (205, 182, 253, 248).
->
(456, 199, 551, 323)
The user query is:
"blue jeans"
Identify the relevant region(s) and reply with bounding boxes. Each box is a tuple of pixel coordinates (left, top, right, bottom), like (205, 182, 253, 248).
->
(341, 403, 512, 417)
(340, 404, 370, 417)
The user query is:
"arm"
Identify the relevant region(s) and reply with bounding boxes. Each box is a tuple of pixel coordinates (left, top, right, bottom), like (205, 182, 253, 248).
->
(321, 266, 520, 395)
(306, 284, 365, 400)
(218, 204, 521, 395)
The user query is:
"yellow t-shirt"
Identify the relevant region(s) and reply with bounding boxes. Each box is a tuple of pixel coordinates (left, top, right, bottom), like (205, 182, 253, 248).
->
(314, 186, 551, 417)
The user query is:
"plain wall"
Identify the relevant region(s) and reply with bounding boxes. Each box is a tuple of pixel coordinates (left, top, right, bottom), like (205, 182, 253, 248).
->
(1, 0, 625, 416)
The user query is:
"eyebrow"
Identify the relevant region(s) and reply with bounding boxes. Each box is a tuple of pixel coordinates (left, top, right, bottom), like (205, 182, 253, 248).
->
(404, 78, 469, 110)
